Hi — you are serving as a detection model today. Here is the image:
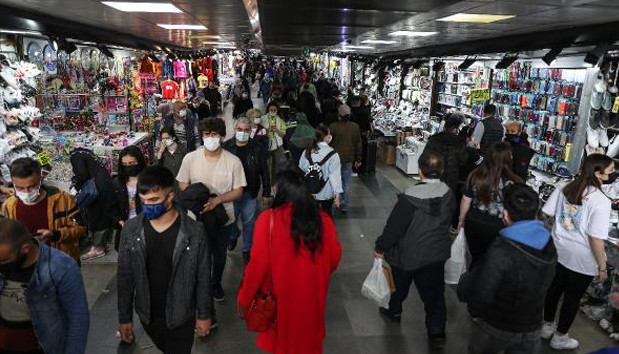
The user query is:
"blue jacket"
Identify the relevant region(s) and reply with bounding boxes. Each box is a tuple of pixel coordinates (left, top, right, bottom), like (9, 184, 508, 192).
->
(0, 242, 90, 354)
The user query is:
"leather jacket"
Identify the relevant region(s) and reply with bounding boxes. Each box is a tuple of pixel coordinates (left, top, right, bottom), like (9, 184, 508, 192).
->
(223, 138, 271, 198)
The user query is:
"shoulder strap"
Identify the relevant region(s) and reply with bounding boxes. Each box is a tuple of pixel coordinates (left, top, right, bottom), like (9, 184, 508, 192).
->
(307, 152, 314, 165)
(319, 150, 337, 166)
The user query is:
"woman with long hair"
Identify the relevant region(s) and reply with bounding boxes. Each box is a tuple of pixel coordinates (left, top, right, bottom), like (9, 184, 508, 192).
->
(298, 125, 342, 215)
(540, 154, 613, 350)
(458, 141, 523, 267)
(237, 169, 342, 354)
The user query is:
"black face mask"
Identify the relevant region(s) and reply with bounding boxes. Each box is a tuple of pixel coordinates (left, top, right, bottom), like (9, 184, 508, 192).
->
(603, 172, 619, 185)
(124, 165, 142, 177)
(0, 250, 28, 275)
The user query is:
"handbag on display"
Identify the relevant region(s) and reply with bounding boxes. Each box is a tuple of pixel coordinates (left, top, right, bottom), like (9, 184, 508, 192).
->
(238, 211, 277, 332)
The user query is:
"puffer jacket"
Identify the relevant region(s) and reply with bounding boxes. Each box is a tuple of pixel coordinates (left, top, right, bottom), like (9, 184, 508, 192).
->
(375, 180, 456, 271)
(425, 132, 468, 191)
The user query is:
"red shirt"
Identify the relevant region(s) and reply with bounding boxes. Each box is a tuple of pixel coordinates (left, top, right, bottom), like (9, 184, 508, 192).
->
(238, 205, 342, 354)
(16, 196, 48, 235)
(161, 80, 179, 99)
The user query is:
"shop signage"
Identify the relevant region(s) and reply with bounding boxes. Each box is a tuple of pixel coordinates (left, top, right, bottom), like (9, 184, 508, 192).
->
(470, 88, 490, 103)
(37, 151, 52, 167)
(613, 97, 619, 114)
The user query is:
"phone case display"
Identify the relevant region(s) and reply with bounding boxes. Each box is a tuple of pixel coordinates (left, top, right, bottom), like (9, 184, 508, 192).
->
(436, 63, 491, 122)
(364, 64, 379, 103)
(0, 57, 44, 182)
(401, 66, 433, 113)
(492, 63, 586, 174)
(380, 65, 402, 101)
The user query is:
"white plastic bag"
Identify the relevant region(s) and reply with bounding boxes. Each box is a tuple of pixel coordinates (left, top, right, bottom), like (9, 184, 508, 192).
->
(361, 258, 391, 308)
(445, 229, 467, 285)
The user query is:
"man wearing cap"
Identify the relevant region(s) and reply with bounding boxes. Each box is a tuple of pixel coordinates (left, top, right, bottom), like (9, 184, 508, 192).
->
(329, 104, 362, 213)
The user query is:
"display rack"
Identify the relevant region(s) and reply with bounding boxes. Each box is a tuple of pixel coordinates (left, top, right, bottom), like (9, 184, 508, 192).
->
(436, 62, 492, 124)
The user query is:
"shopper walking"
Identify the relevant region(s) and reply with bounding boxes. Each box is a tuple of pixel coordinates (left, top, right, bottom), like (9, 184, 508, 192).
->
(157, 126, 187, 198)
(163, 101, 200, 152)
(189, 91, 211, 120)
(177, 117, 247, 303)
(458, 141, 522, 267)
(299, 125, 343, 216)
(298, 87, 322, 128)
(425, 112, 468, 192)
(458, 183, 557, 354)
(112, 146, 146, 250)
(374, 150, 454, 349)
(247, 108, 269, 151)
(203, 81, 222, 116)
(472, 103, 504, 155)
(237, 169, 342, 354)
(223, 117, 271, 264)
(1, 158, 85, 263)
(118, 166, 212, 354)
(0, 218, 89, 354)
(540, 154, 613, 350)
(70, 148, 121, 261)
(261, 102, 287, 180)
(260, 74, 273, 104)
(329, 104, 362, 213)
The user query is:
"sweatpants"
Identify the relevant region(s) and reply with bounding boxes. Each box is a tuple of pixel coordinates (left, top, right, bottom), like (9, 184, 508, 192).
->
(464, 208, 504, 269)
(544, 263, 594, 334)
(143, 317, 195, 354)
(388, 261, 447, 335)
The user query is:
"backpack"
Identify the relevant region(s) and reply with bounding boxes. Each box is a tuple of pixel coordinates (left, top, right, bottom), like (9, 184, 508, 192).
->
(304, 150, 337, 194)
(75, 178, 99, 208)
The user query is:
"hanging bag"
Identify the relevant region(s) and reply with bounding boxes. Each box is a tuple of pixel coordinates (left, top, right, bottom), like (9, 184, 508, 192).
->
(361, 258, 392, 308)
(238, 211, 277, 332)
(445, 229, 468, 285)
(75, 178, 98, 208)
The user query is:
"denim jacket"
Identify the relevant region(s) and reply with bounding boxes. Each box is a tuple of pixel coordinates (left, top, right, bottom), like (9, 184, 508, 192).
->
(0, 241, 90, 354)
(299, 142, 343, 201)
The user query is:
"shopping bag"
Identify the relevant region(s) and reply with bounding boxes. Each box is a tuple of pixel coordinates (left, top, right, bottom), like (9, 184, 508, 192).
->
(361, 258, 392, 308)
(445, 229, 467, 285)
(382, 261, 396, 293)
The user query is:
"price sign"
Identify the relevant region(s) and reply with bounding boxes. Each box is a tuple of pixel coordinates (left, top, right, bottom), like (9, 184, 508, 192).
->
(37, 151, 52, 167)
(470, 89, 490, 103)
(613, 97, 619, 114)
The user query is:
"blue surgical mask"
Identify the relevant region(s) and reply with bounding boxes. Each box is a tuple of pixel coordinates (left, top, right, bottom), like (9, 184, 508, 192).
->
(142, 202, 169, 220)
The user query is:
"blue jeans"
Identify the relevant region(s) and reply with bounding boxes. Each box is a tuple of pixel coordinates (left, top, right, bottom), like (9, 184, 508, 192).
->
(210, 223, 237, 287)
(468, 318, 541, 354)
(340, 162, 353, 209)
(233, 191, 258, 252)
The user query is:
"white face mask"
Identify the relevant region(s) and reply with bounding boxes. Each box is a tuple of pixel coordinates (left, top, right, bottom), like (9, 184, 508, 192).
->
(179, 109, 187, 117)
(15, 187, 40, 205)
(236, 131, 250, 143)
(253, 118, 262, 125)
(164, 138, 175, 147)
(203, 137, 221, 152)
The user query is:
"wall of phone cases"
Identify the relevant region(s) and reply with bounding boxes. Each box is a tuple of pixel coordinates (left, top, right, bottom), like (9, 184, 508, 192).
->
(436, 62, 491, 123)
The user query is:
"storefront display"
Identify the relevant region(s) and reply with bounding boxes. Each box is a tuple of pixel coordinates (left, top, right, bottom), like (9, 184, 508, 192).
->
(436, 61, 491, 123)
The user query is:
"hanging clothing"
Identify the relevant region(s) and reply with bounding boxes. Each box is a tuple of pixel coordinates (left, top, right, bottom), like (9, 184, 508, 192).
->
(198, 74, 209, 89)
(161, 80, 179, 99)
(173, 60, 188, 79)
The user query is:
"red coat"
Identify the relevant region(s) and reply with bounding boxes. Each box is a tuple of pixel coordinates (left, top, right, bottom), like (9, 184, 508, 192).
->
(238, 204, 342, 354)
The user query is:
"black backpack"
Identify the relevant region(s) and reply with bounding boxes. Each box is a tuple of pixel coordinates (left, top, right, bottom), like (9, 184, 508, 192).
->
(304, 150, 337, 194)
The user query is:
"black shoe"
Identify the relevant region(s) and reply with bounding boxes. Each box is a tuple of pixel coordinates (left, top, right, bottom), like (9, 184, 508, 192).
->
(213, 285, 226, 302)
(379, 307, 401, 323)
(228, 237, 238, 252)
(428, 332, 447, 349)
(243, 251, 250, 265)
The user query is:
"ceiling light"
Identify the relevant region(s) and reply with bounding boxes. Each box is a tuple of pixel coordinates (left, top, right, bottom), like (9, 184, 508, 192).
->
(343, 45, 374, 50)
(495, 53, 519, 69)
(438, 13, 515, 23)
(157, 24, 207, 30)
(388, 31, 437, 37)
(203, 41, 231, 45)
(193, 35, 222, 39)
(361, 40, 397, 44)
(542, 48, 562, 66)
(0, 29, 42, 36)
(102, 2, 182, 12)
(585, 44, 609, 66)
(458, 56, 477, 70)
(216, 45, 236, 49)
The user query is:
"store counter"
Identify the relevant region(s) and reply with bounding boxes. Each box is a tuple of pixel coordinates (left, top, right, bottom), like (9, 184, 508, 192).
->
(396, 138, 426, 175)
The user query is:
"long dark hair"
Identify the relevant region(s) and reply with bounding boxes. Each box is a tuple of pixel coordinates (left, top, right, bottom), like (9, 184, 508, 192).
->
(467, 141, 522, 204)
(305, 124, 329, 159)
(563, 153, 613, 205)
(118, 146, 146, 184)
(271, 169, 323, 254)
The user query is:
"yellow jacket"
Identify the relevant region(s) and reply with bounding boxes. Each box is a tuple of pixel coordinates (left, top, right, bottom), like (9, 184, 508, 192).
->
(1, 186, 85, 262)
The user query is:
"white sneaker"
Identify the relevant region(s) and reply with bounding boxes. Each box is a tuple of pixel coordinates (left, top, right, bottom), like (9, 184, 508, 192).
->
(540, 322, 556, 340)
(550, 333, 579, 350)
(587, 124, 600, 148)
(599, 128, 609, 147)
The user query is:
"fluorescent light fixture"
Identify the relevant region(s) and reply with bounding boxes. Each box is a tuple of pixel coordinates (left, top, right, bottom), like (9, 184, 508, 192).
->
(362, 39, 397, 44)
(193, 35, 221, 39)
(102, 2, 182, 13)
(203, 41, 231, 45)
(215, 45, 236, 49)
(389, 31, 437, 37)
(343, 45, 374, 50)
(437, 13, 515, 23)
(157, 24, 207, 30)
(0, 29, 43, 36)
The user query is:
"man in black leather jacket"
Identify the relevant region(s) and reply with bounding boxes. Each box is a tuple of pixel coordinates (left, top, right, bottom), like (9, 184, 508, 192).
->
(223, 117, 271, 263)
(458, 183, 557, 354)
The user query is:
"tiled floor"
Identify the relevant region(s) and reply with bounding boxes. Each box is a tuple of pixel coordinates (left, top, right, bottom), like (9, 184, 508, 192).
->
(81, 85, 615, 353)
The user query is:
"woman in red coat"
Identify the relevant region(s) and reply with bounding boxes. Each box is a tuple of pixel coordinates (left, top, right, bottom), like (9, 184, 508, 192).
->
(238, 169, 342, 354)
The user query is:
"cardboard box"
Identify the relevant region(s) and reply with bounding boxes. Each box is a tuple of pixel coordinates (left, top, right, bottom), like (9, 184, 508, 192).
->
(380, 145, 397, 165)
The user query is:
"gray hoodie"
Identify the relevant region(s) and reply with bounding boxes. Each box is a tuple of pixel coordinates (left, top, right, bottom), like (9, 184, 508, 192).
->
(375, 180, 456, 271)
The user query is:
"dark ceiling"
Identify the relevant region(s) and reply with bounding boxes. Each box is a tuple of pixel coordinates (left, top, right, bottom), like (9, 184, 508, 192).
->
(1, 0, 619, 57)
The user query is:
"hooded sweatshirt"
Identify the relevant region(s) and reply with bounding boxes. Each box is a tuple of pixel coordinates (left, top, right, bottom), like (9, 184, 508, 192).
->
(458, 219, 557, 332)
(375, 180, 456, 271)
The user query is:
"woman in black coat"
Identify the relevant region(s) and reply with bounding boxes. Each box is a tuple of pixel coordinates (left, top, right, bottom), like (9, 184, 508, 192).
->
(70, 148, 121, 261)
